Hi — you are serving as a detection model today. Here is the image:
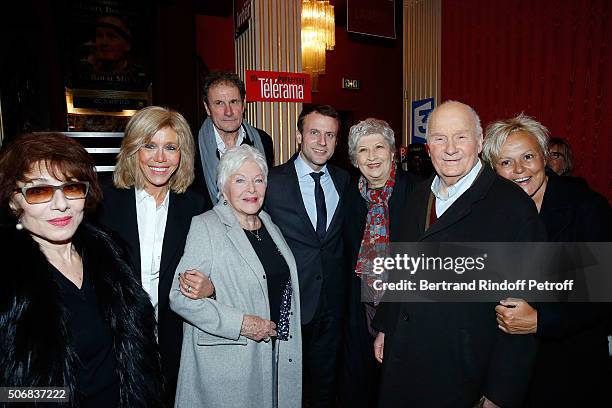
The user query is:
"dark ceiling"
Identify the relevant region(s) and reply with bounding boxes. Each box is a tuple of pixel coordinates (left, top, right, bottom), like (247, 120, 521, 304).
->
(194, 0, 232, 17)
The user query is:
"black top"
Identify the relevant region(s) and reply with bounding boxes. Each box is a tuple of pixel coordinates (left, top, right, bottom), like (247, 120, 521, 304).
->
(244, 224, 290, 324)
(526, 171, 612, 406)
(52, 260, 120, 408)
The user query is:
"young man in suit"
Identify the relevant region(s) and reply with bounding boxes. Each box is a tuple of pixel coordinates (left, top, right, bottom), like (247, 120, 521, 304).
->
(265, 104, 350, 408)
(372, 101, 547, 408)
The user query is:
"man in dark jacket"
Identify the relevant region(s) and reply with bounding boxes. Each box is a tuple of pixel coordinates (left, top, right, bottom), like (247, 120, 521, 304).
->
(373, 101, 547, 408)
(193, 71, 274, 204)
(265, 105, 349, 407)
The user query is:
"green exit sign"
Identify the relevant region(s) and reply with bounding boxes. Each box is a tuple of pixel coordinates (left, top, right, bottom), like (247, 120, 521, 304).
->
(342, 78, 360, 90)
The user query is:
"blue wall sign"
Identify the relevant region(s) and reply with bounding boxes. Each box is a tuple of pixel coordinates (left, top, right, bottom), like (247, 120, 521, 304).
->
(411, 97, 435, 144)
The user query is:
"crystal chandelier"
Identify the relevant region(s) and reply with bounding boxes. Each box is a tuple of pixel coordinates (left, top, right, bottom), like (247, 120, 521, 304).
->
(301, 0, 335, 91)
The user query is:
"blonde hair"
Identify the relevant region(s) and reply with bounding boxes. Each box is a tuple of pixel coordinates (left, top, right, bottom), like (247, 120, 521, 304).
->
(482, 113, 549, 166)
(114, 106, 195, 193)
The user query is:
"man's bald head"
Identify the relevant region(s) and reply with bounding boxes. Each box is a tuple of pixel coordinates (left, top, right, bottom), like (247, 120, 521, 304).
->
(426, 101, 482, 140)
(425, 101, 483, 188)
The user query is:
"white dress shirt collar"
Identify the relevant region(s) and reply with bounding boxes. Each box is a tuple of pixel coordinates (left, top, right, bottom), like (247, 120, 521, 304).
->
(214, 124, 246, 156)
(135, 187, 170, 209)
(135, 188, 170, 323)
(430, 159, 482, 216)
(294, 153, 329, 179)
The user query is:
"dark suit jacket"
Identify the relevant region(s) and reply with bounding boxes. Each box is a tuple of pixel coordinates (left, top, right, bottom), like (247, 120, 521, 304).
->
(95, 183, 207, 392)
(373, 165, 547, 408)
(527, 172, 612, 407)
(264, 154, 350, 324)
(539, 171, 611, 243)
(192, 124, 274, 202)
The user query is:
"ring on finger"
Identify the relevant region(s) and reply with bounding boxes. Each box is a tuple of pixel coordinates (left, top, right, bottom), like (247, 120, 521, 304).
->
(187, 286, 192, 293)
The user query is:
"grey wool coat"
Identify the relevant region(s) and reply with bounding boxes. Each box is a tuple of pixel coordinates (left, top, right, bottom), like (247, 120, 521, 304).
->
(169, 202, 302, 408)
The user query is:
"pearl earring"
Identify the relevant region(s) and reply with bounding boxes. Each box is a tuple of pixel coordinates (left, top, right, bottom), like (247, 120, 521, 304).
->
(223, 199, 228, 206)
(15, 222, 24, 230)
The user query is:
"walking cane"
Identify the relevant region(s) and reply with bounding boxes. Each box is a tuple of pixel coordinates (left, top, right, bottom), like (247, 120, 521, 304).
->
(273, 338, 280, 408)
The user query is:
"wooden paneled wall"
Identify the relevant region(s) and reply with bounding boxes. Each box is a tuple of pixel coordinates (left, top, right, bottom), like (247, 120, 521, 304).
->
(403, 0, 441, 145)
(236, 0, 303, 165)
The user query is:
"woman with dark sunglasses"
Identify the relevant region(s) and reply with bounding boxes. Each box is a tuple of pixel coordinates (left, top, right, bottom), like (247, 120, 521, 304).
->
(0, 133, 163, 407)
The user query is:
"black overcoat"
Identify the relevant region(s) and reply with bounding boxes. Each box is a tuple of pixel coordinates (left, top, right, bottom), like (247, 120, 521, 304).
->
(527, 172, 612, 407)
(373, 165, 547, 408)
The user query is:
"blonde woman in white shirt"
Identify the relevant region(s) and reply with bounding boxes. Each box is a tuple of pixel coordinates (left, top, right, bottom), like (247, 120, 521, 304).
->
(96, 106, 213, 406)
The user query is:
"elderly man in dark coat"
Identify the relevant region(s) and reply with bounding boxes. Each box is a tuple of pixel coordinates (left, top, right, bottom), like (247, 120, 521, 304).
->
(373, 101, 547, 408)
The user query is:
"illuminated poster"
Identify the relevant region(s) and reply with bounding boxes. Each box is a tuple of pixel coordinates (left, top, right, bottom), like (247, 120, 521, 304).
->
(64, 0, 152, 130)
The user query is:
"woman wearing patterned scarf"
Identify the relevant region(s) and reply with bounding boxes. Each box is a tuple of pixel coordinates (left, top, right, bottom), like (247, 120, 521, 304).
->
(340, 118, 421, 408)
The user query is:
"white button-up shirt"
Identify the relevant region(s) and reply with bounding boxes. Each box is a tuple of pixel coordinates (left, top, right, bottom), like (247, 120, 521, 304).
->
(430, 159, 482, 217)
(135, 188, 169, 321)
(214, 125, 246, 156)
(294, 153, 339, 231)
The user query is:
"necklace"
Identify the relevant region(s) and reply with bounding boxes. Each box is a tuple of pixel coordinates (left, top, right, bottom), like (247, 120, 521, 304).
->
(246, 228, 262, 241)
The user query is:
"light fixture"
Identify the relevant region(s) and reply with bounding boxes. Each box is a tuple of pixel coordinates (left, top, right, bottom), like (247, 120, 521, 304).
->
(301, 0, 335, 91)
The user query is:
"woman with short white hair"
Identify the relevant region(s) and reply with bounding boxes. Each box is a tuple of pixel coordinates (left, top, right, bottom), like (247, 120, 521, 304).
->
(341, 118, 420, 407)
(170, 145, 302, 408)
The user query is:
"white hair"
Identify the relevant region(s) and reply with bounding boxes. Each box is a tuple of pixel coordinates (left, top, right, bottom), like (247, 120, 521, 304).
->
(216, 145, 268, 199)
(347, 118, 396, 167)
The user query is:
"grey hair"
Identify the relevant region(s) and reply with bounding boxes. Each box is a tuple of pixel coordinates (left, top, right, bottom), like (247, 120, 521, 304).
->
(217, 145, 268, 199)
(482, 113, 549, 166)
(426, 100, 483, 139)
(347, 118, 396, 167)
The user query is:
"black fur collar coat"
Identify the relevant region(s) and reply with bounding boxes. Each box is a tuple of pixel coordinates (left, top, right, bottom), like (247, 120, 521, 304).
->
(0, 222, 163, 407)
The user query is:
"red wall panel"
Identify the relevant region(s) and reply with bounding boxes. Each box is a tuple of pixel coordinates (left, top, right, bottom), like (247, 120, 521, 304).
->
(442, 0, 611, 200)
(311, 26, 404, 145)
(195, 15, 235, 72)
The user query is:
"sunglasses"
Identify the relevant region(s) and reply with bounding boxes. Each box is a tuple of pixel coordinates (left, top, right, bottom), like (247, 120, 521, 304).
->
(15, 181, 90, 204)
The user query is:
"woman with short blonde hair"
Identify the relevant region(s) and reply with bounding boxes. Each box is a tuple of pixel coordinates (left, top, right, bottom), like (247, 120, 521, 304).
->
(484, 114, 612, 407)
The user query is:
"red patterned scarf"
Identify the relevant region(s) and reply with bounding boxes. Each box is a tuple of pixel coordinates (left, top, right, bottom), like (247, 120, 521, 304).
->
(354, 163, 396, 305)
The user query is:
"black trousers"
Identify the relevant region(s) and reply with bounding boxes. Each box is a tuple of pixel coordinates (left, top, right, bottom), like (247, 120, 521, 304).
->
(302, 290, 343, 408)
(339, 275, 380, 408)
